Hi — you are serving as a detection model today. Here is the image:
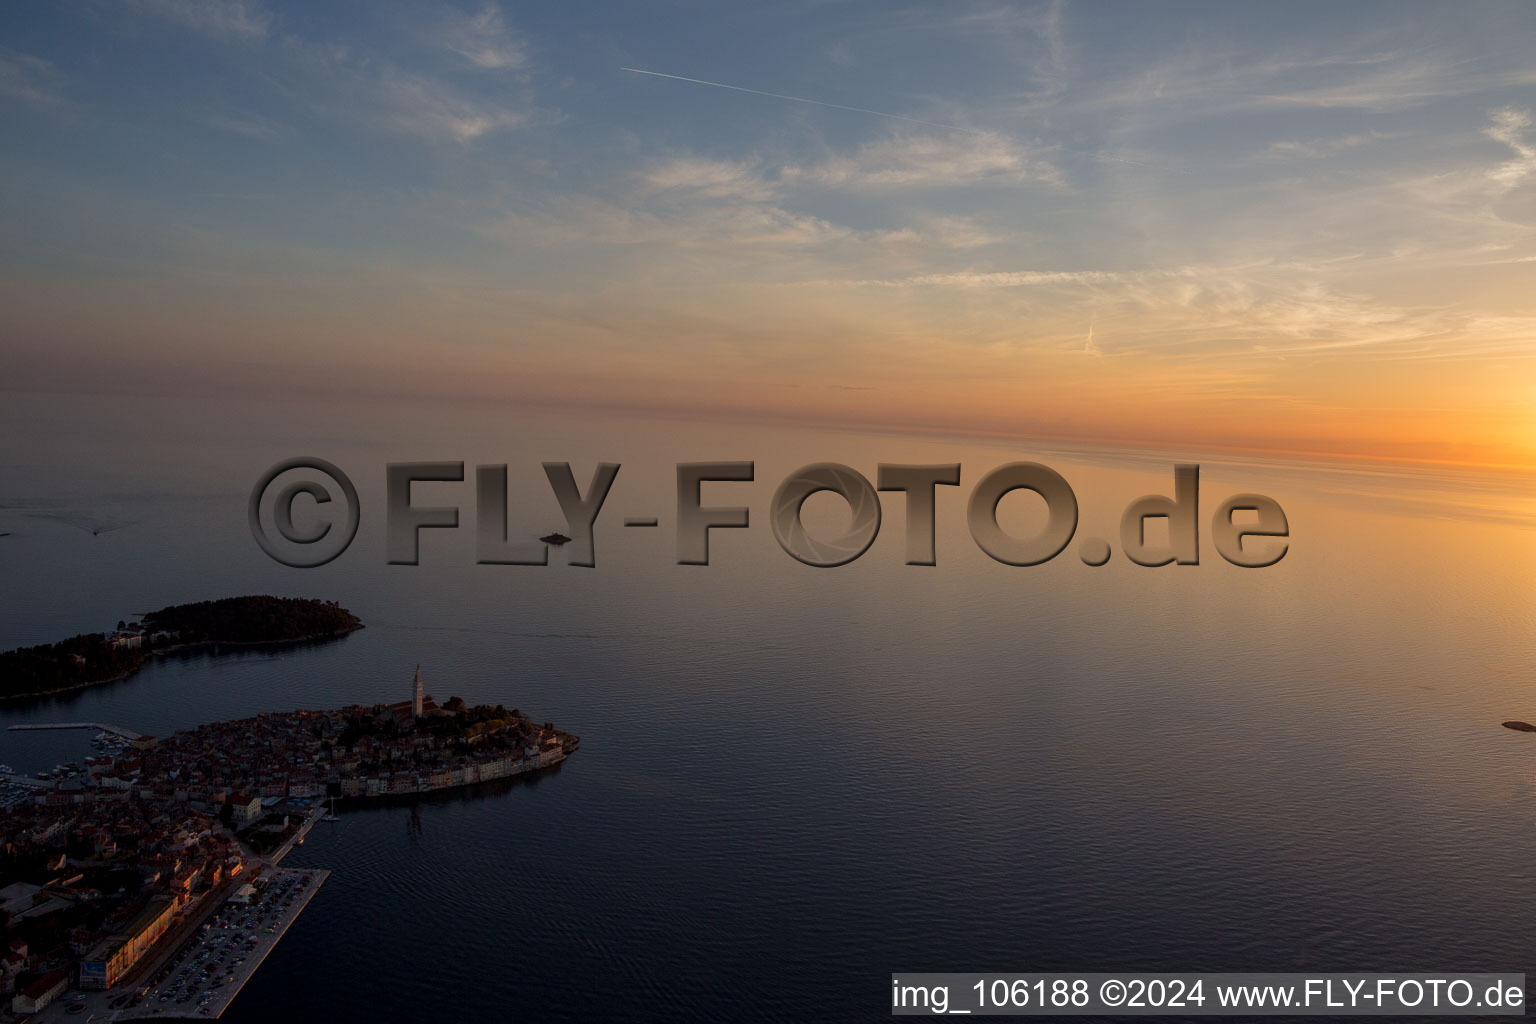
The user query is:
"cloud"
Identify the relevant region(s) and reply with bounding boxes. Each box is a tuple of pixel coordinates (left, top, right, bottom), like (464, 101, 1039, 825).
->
(116, 3, 535, 143)
(1313, 105, 1536, 254)
(441, 3, 527, 71)
(877, 2, 1069, 105)
(1484, 106, 1536, 191)
(822, 268, 1127, 288)
(484, 195, 851, 250)
(126, 0, 271, 41)
(826, 41, 858, 69)
(1081, 46, 1536, 127)
(1258, 132, 1388, 161)
(781, 132, 1058, 188)
(197, 111, 283, 141)
(967, 0, 1069, 104)
(0, 49, 64, 105)
(642, 157, 777, 201)
(1247, 56, 1526, 113)
(368, 70, 525, 140)
(626, 159, 1008, 253)
(277, 38, 531, 143)
(642, 136, 1060, 203)
(871, 216, 1002, 249)
(481, 188, 1011, 260)
(784, 257, 1536, 366)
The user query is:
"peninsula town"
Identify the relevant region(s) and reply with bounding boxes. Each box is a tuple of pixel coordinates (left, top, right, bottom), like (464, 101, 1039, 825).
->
(0, 644, 576, 1019)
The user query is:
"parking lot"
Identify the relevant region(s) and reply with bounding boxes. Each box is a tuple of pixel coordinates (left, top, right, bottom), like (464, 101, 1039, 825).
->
(115, 866, 329, 1019)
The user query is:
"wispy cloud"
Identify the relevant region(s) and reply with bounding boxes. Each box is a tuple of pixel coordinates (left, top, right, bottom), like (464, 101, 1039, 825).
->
(441, 3, 527, 71)
(621, 67, 979, 134)
(642, 157, 777, 201)
(126, 0, 271, 41)
(482, 195, 852, 250)
(481, 191, 1007, 258)
(276, 36, 532, 143)
(1077, 45, 1536, 129)
(643, 135, 1059, 199)
(875, 216, 1002, 249)
(815, 268, 1128, 288)
(873, 1, 1069, 106)
(0, 49, 65, 105)
(116, 3, 536, 143)
(368, 70, 525, 141)
(1258, 131, 1389, 161)
(785, 258, 1536, 365)
(5, 1, 1534, 464)
(781, 132, 1058, 188)
(197, 110, 283, 141)
(1247, 55, 1511, 113)
(1485, 106, 1536, 191)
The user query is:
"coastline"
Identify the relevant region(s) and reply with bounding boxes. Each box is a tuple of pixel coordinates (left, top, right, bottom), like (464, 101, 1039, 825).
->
(330, 744, 573, 804)
(0, 623, 365, 704)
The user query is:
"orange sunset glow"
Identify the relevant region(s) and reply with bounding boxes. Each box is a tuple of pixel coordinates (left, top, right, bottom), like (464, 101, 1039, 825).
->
(1, 2, 1533, 469)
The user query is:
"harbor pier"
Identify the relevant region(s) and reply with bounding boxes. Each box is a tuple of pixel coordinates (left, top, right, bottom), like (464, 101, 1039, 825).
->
(8, 721, 144, 740)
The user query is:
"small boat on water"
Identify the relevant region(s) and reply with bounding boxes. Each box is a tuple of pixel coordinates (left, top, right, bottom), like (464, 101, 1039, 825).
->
(540, 532, 572, 546)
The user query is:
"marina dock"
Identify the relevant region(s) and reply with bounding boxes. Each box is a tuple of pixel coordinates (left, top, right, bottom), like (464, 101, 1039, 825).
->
(3, 721, 144, 789)
(2, 774, 52, 788)
(8, 721, 144, 739)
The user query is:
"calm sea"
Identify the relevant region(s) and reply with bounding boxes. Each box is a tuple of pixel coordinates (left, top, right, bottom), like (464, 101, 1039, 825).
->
(1, 392, 1534, 1022)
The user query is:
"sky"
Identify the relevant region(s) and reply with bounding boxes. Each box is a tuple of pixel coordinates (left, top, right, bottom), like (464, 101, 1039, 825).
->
(1, 0, 1534, 468)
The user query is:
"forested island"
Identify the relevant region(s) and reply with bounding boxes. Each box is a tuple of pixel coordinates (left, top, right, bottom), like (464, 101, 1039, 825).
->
(0, 596, 361, 699)
(139, 596, 360, 645)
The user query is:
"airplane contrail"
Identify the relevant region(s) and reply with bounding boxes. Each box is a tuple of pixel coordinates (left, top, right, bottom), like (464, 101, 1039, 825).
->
(620, 67, 980, 134)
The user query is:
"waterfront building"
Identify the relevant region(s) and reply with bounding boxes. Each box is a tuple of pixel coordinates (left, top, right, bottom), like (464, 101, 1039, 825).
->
(79, 896, 177, 989)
